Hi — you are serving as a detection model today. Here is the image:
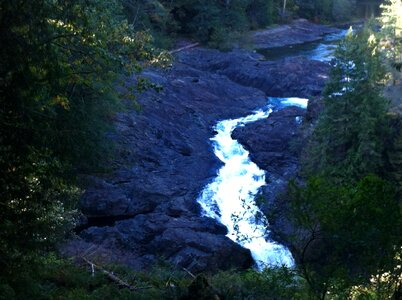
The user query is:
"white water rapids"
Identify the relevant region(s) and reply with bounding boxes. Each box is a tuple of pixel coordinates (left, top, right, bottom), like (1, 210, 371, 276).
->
(197, 97, 308, 270)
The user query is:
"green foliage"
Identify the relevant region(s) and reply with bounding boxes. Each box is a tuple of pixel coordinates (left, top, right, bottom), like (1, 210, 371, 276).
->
(0, 254, 187, 300)
(306, 26, 388, 182)
(332, 0, 354, 22)
(287, 20, 402, 299)
(121, 0, 178, 48)
(211, 267, 308, 299)
(379, 0, 402, 83)
(0, 254, 311, 300)
(289, 175, 401, 297)
(0, 254, 176, 299)
(387, 120, 402, 198)
(247, 0, 277, 29)
(0, 0, 165, 279)
(170, 0, 251, 47)
(295, 0, 356, 22)
(122, 0, 280, 48)
(120, 0, 366, 48)
(1, 253, 399, 299)
(120, 0, 372, 49)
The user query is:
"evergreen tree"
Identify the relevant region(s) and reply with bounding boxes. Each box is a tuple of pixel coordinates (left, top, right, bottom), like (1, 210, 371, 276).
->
(247, 0, 276, 29)
(379, 0, 402, 83)
(295, 0, 356, 22)
(290, 24, 402, 297)
(289, 175, 401, 298)
(332, 0, 354, 22)
(388, 122, 402, 197)
(121, 0, 281, 47)
(307, 27, 388, 182)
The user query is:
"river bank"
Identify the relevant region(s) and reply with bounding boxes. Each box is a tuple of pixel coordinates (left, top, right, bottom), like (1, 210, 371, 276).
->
(61, 20, 339, 273)
(251, 18, 339, 49)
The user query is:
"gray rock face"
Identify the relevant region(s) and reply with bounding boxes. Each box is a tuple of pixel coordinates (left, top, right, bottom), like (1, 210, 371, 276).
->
(233, 107, 305, 175)
(177, 49, 330, 98)
(78, 214, 252, 272)
(252, 18, 339, 49)
(75, 61, 269, 272)
(70, 22, 332, 273)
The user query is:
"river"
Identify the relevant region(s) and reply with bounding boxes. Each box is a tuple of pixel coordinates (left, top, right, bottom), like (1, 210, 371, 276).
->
(197, 31, 347, 269)
(197, 98, 308, 269)
(257, 29, 349, 62)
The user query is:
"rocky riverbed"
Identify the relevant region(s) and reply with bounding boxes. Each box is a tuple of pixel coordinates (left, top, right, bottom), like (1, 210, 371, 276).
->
(252, 18, 339, 49)
(62, 20, 338, 273)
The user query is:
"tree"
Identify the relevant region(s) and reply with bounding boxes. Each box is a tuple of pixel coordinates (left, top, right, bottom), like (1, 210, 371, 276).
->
(247, 0, 276, 29)
(289, 175, 401, 298)
(332, 0, 354, 22)
(0, 0, 164, 279)
(379, 0, 402, 84)
(289, 23, 402, 299)
(119, 0, 282, 47)
(295, 0, 356, 22)
(306, 26, 389, 183)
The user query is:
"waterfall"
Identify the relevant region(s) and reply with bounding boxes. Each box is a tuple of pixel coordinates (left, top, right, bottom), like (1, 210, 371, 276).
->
(197, 97, 308, 269)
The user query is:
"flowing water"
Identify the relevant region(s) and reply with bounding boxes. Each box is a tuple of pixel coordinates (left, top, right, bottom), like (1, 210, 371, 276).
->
(197, 29, 347, 269)
(197, 98, 308, 269)
(257, 29, 349, 61)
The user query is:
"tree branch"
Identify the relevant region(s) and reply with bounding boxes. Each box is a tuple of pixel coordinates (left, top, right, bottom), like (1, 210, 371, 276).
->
(80, 256, 151, 291)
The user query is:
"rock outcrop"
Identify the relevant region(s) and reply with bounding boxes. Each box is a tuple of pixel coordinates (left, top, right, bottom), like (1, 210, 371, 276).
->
(64, 20, 334, 273)
(177, 49, 330, 98)
(252, 18, 339, 49)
